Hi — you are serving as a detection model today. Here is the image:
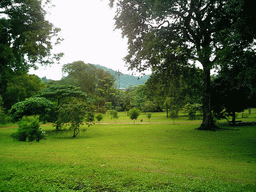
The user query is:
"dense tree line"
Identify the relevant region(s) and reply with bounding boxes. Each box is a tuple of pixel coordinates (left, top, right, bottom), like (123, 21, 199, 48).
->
(109, 0, 256, 130)
(1, 0, 256, 131)
(0, 0, 63, 112)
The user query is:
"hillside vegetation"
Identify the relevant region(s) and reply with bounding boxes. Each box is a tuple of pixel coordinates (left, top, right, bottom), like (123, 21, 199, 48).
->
(94, 64, 150, 88)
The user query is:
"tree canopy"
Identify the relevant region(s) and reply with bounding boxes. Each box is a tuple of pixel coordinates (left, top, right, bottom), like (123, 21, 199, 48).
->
(61, 61, 116, 110)
(211, 76, 253, 124)
(9, 97, 55, 123)
(37, 84, 89, 130)
(37, 84, 87, 106)
(0, 0, 63, 108)
(109, 0, 256, 130)
(4, 74, 45, 110)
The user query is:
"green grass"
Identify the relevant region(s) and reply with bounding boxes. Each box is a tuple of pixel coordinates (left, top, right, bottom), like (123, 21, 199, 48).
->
(0, 111, 256, 191)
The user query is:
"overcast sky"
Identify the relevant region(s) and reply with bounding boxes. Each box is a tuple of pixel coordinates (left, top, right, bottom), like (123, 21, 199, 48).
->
(29, 0, 131, 80)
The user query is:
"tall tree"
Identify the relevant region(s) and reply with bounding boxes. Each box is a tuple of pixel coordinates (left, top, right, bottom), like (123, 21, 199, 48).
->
(4, 74, 45, 110)
(109, 0, 256, 130)
(211, 77, 252, 124)
(0, 0, 63, 106)
(37, 84, 88, 129)
(37, 84, 87, 106)
(61, 61, 116, 108)
(145, 61, 203, 117)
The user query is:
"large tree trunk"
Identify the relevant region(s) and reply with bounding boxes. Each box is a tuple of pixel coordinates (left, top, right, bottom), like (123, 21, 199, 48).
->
(197, 67, 218, 131)
(231, 111, 236, 125)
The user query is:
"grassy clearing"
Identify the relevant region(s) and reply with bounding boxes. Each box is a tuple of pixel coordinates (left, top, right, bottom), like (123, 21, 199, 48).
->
(0, 111, 256, 191)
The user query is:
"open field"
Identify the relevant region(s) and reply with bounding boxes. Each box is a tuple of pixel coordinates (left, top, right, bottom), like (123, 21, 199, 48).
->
(0, 110, 256, 191)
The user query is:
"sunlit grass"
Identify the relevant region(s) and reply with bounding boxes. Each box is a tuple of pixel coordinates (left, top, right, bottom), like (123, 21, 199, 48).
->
(1, 115, 256, 191)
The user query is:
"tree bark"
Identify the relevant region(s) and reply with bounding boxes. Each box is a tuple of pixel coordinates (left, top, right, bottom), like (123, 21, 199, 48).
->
(232, 111, 236, 125)
(166, 104, 169, 118)
(197, 67, 218, 131)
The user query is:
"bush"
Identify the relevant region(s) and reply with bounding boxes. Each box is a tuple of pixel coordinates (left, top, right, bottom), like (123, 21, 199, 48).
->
(146, 113, 152, 121)
(0, 107, 9, 126)
(97, 107, 107, 114)
(188, 109, 196, 120)
(108, 110, 119, 123)
(108, 110, 118, 119)
(11, 120, 45, 142)
(86, 112, 95, 122)
(57, 102, 91, 137)
(129, 108, 140, 124)
(95, 113, 104, 122)
(183, 103, 202, 120)
(141, 101, 158, 112)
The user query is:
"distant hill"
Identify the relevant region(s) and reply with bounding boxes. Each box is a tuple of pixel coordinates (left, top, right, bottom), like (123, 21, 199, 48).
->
(94, 64, 150, 88)
(41, 65, 150, 88)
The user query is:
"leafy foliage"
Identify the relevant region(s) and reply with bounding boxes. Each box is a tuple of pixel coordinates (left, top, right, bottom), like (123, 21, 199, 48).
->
(57, 101, 92, 137)
(4, 74, 45, 110)
(146, 113, 152, 122)
(145, 65, 203, 115)
(183, 103, 202, 120)
(0, 108, 8, 126)
(61, 61, 116, 110)
(11, 120, 45, 142)
(109, 110, 119, 122)
(0, 106, 8, 126)
(0, 0, 63, 109)
(94, 64, 150, 88)
(128, 108, 140, 124)
(0, 96, 9, 126)
(165, 97, 179, 119)
(95, 113, 104, 123)
(109, 0, 256, 130)
(211, 77, 252, 124)
(9, 97, 55, 122)
(86, 112, 95, 123)
(141, 101, 158, 112)
(37, 84, 87, 106)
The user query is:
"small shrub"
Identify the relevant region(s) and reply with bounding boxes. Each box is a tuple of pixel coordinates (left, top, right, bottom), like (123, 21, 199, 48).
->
(11, 120, 45, 142)
(95, 113, 104, 123)
(188, 109, 196, 120)
(170, 109, 177, 124)
(129, 108, 140, 124)
(146, 113, 152, 122)
(108, 110, 119, 122)
(86, 112, 95, 122)
(57, 101, 91, 137)
(0, 107, 9, 126)
(184, 103, 202, 120)
(109, 110, 119, 119)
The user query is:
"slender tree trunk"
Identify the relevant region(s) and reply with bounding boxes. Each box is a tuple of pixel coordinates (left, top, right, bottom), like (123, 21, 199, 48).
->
(232, 111, 236, 125)
(56, 98, 61, 130)
(166, 104, 169, 118)
(197, 66, 218, 131)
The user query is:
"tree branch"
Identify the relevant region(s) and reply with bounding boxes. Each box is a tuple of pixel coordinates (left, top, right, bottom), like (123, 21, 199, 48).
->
(148, 20, 170, 29)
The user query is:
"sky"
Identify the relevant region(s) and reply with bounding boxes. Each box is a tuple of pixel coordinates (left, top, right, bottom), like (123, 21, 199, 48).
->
(29, 0, 131, 80)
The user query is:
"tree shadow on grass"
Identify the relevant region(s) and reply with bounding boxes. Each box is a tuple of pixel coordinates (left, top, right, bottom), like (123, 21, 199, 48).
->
(45, 129, 91, 140)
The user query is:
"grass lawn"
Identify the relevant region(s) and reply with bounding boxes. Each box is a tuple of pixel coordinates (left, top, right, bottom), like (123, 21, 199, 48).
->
(0, 110, 255, 191)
